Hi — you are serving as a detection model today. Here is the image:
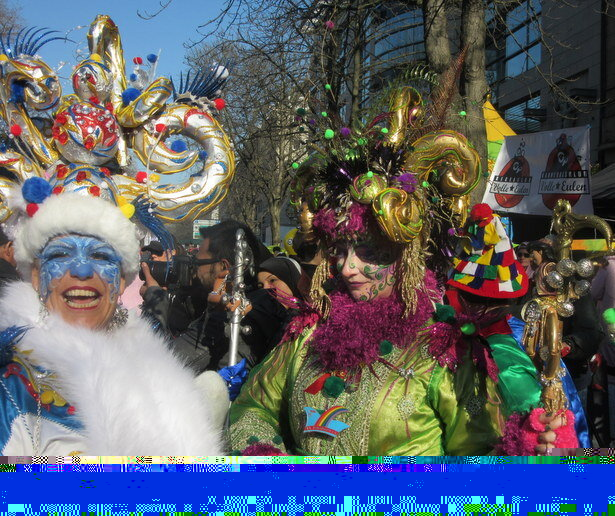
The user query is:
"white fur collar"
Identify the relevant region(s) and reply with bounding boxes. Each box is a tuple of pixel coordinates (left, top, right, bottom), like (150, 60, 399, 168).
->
(0, 281, 223, 456)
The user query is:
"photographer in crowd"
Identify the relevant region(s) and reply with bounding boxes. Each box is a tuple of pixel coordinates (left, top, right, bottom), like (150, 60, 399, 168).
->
(141, 220, 289, 374)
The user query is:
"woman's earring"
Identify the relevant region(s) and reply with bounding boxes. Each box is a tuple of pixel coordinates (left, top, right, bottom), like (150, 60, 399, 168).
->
(38, 295, 49, 322)
(108, 304, 129, 331)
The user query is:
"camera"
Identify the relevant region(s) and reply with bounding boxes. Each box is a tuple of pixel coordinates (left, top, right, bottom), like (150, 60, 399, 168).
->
(139, 255, 196, 289)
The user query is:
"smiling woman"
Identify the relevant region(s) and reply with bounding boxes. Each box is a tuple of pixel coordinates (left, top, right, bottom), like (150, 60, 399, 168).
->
(0, 189, 226, 456)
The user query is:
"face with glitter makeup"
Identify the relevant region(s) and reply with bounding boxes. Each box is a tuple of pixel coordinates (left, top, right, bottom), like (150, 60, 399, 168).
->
(31, 235, 126, 330)
(333, 237, 399, 302)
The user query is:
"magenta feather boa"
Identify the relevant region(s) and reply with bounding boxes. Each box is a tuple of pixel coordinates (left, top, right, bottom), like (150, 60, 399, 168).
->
(308, 271, 438, 371)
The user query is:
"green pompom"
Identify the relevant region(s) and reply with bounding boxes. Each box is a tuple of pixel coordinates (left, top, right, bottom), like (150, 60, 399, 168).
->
(434, 303, 457, 324)
(380, 127, 389, 134)
(296, 107, 306, 116)
(321, 111, 328, 117)
(421, 181, 430, 188)
(272, 435, 283, 445)
(324, 84, 332, 90)
(460, 322, 477, 335)
(324, 129, 335, 139)
(604, 308, 615, 324)
(324, 375, 345, 398)
(357, 138, 367, 146)
(458, 110, 467, 117)
(247, 436, 260, 444)
(291, 162, 299, 169)
(378, 209, 384, 215)
(482, 171, 490, 178)
(299, 126, 305, 132)
(379, 339, 393, 356)
(366, 171, 374, 178)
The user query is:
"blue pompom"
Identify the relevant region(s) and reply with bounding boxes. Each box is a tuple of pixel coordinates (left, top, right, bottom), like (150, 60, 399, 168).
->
(0, 143, 7, 153)
(146, 53, 158, 63)
(170, 140, 188, 153)
(129, 73, 138, 82)
(22, 177, 52, 204)
(121, 87, 141, 106)
(198, 150, 208, 161)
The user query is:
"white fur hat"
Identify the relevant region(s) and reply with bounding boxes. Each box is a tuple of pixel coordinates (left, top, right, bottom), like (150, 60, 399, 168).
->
(15, 193, 140, 284)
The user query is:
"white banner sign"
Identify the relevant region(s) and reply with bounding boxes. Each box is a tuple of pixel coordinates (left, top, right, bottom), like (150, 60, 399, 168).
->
(482, 126, 592, 216)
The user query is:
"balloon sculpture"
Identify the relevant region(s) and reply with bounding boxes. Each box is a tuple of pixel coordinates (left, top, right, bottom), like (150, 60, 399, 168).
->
(0, 15, 235, 225)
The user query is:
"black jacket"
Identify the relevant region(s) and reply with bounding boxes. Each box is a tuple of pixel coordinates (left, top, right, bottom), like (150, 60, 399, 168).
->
(142, 286, 289, 374)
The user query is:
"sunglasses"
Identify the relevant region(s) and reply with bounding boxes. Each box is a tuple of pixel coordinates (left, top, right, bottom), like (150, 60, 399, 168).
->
(193, 257, 221, 266)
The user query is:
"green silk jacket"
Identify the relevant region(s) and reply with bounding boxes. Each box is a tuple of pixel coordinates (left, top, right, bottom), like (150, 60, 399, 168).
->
(230, 326, 510, 456)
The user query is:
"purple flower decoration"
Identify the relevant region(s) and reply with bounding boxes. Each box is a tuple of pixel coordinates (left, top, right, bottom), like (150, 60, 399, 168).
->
(393, 172, 417, 193)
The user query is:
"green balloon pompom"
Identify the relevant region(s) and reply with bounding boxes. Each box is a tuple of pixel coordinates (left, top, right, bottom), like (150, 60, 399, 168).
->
(296, 107, 306, 116)
(324, 129, 335, 139)
(379, 339, 393, 356)
(366, 171, 374, 178)
(604, 308, 615, 325)
(247, 435, 260, 444)
(460, 322, 477, 335)
(459, 110, 467, 117)
(434, 303, 457, 324)
(421, 181, 430, 188)
(324, 84, 332, 90)
(378, 209, 384, 215)
(482, 171, 490, 178)
(324, 375, 345, 398)
(357, 138, 367, 146)
(291, 162, 299, 169)
(380, 127, 389, 134)
(321, 111, 328, 117)
(272, 435, 283, 445)
(299, 126, 305, 132)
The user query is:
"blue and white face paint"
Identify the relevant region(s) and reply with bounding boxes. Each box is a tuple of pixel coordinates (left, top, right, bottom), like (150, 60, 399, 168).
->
(37, 235, 123, 301)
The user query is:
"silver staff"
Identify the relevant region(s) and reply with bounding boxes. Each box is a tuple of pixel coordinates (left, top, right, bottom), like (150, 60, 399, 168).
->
(223, 229, 252, 366)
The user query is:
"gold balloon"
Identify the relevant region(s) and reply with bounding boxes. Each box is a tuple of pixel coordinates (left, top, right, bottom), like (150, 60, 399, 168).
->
(406, 130, 481, 197)
(387, 87, 424, 148)
(372, 188, 424, 243)
(348, 172, 387, 204)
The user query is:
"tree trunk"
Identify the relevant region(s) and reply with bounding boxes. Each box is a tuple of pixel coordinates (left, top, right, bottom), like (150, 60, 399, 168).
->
(422, 0, 452, 74)
(460, 0, 489, 202)
(348, 1, 364, 126)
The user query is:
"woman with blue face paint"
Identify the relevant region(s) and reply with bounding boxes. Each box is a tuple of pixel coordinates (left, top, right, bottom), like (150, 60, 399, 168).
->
(0, 191, 227, 456)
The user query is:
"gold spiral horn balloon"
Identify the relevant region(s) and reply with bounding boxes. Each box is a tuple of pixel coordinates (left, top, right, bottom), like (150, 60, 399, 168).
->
(405, 130, 481, 225)
(372, 188, 424, 244)
(387, 87, 424, 149)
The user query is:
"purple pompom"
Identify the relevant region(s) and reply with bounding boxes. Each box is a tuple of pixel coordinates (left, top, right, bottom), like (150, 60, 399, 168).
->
(340, 127, 351, 137)
(393, 172, 417, 193)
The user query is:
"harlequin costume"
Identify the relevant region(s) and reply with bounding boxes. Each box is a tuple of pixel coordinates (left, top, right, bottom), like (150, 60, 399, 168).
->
(444, 203, 582, 453)
(230, 87, 522, 455)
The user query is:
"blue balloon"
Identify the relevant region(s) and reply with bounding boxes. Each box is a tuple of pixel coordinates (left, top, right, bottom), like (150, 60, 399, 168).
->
(146, 53, 158, 63)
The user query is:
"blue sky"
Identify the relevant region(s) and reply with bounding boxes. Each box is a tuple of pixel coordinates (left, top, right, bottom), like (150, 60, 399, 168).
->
(15, 0, 227, 84)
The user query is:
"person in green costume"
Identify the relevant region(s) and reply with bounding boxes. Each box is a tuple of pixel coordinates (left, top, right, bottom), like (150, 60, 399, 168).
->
(229, 88, 563, 456)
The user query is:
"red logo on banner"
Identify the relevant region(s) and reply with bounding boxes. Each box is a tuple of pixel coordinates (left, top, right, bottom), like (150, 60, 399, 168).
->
(494, 154, 531, 209)
(542, 134, 582, 210)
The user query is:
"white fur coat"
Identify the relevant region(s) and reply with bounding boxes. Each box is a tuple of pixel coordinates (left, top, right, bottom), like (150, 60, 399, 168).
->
(0, 281, 225, 456)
